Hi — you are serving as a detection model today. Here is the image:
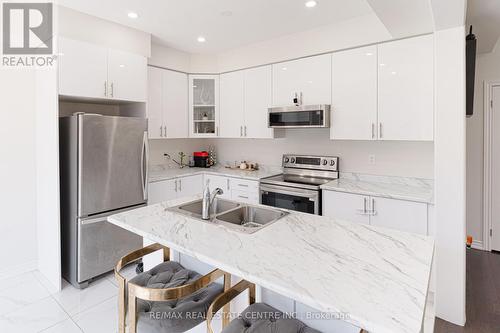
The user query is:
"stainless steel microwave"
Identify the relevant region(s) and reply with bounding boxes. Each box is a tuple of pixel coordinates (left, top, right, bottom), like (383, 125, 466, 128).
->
(268, 104, 331, 128)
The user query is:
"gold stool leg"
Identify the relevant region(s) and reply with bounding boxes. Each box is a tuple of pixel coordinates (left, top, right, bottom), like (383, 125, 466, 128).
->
(222, 273, 232, 328)
(128, 288, 138, 333)
(117, 277, 126, 333)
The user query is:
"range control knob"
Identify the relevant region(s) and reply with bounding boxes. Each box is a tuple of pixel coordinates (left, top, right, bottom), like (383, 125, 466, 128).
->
(323, 160, 328, 165)
(330, 160, 336, 166)
(290, 157, 296, 163)
(284, 157, 290, 163)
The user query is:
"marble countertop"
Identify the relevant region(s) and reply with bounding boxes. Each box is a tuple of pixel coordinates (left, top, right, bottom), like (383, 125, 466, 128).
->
(321, 173, 434, 204)
(149, 165, 283, 183)
(108, 196, 434, 333)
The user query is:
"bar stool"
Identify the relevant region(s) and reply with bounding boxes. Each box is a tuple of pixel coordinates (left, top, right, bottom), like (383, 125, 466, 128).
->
(115, 243, 231, 333)
(207, 280, 369, 333)
(207, 280, 321, 333)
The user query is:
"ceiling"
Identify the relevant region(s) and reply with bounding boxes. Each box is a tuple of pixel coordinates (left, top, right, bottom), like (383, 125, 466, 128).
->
(466, 0, 500, 54)
(57, 0, 375, 54)
(57, 0, 441, 55)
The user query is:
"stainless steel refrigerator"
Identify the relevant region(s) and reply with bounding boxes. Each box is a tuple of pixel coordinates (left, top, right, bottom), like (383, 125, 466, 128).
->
(59, 113, 147, 288)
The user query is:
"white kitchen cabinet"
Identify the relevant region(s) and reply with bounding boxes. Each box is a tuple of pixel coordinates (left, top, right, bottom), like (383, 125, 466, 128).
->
(323, 190, 428, 235)
(378, 35, 434, 141)
(331, 45, 378, 140)
(58, 37, 147, 102)
(204, 175, 232, 199)
(163, 70, 189, 138)
(369, 196, 427, 234)
(244, 66, 273, 139)
(148, 179, 177, 204)
(58, 37, 108, 99)
(107, 48, 147, 102)
(219, 66, 273, 139)
(147, 66, 164, 139)
(272, 54, 331, 106)
(189, 75, 219, 137)
(147, 67, 189, 139)
(220, 71, 245, 138)
(322, 191, 370, 224)
(176, 175, 203, 198)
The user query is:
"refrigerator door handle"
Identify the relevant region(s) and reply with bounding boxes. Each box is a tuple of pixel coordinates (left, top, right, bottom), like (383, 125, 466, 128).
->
(141, 131, 149, 201)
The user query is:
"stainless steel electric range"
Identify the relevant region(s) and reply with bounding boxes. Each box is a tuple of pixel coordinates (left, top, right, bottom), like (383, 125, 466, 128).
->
(260, 154, 339, 215)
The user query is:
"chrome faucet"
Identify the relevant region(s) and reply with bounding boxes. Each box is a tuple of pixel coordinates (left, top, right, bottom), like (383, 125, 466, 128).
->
(202, 182, 224, 220)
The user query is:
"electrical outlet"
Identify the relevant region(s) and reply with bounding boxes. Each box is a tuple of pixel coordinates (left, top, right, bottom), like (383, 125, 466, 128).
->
(369, 155, 376, 165)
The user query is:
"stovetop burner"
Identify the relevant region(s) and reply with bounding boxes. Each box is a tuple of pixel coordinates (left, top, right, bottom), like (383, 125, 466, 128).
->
(261, 154, 339, 191)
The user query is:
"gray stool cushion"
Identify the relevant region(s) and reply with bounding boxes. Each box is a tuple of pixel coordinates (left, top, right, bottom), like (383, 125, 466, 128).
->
(222, 303, 321, 333)
(130, 261, 223, 333)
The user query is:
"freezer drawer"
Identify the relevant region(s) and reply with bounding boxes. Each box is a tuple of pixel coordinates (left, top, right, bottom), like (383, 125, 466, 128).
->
(77, 215, 142, 283)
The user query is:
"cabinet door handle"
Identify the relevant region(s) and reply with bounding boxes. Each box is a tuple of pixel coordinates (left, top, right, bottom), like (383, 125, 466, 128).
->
(238, 195, 249, 199)
(164, 126, 167, 137)
(216, 126, 219, 136)
(379, 123, 383, 139)
(240, 126, 243, 137)
(174, 180, 178, 192)
(363, 197, 367, 213)
(237, 184, 249, 187)
(160, 126, 163, 137)
(110, 82, 114, 97)
(179, 179, 182, 192)
(104, 81, 107, 96)
(371, 198, 376, 215)
(244, 126, 247, 137)
(227, 179, 230, 191)
(371, 123, 375, 139)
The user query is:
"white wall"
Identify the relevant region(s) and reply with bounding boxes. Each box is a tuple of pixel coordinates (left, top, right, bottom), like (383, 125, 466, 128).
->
(216, 13, 391, 72)
(57, 5, 151, 57)
(465, 42, 500, 246)
(434, 26, 466, 326)
(211, 130, 434, 179)
(148, 139, 212, 166)
(0, 68, 38, 278)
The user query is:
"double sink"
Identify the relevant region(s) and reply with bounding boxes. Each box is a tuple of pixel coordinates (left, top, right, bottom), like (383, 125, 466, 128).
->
(167, 198, 288, 234)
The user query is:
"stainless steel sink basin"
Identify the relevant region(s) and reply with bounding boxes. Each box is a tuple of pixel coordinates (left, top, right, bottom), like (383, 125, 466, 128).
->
(168, 199, 288, 234)
(215, 205, 288, 233)
(171, 198, 240, 218)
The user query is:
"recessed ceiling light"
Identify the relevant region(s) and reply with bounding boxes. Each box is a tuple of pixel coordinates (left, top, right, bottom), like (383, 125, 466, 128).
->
(221, 10, 233, 17)
(365, 52, 373, 56)
(305, 1, 317, 8)
(128, 12, 138, 19)
(197, 36, 206, 43)
(119, 64, 125, 68)
(282, 67, 287, 71)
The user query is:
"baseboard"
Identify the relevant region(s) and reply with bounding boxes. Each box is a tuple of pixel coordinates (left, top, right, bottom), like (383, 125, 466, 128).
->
(0, 259, 37, 281)
(471, 240, 484, 250)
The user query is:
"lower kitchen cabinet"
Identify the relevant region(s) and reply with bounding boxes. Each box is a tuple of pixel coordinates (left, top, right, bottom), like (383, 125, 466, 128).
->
(322, 191, 370, 224)
(323, 190, 428, 235)
(204, 174, 259, 204)
(148, 174, 203, 204)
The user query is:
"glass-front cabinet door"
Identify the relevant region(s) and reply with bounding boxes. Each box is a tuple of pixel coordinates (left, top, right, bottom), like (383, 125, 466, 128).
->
(189, 75, 219, 137)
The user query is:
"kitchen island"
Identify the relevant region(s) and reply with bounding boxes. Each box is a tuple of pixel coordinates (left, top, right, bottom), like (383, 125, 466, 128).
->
(108, 195, 434, 333)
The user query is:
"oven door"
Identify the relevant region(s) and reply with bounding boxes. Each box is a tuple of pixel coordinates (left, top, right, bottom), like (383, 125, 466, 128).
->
(260, 184, 319, 215)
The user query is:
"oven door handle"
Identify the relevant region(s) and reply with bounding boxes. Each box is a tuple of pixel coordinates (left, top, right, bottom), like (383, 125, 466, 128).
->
(260, 184, 318, 201)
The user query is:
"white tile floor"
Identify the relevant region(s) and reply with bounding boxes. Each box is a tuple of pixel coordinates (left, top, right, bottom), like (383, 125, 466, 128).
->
(0, 267, 135, 333)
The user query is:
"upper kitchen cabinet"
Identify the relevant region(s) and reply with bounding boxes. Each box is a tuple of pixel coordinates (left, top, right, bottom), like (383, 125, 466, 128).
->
(272, 54, 331, 106)
(220, 71, 245, 138)
(163, 69, 189, 138)
(331, 45, 378, 140)
(107, 49, 147, 102)
(58, 37, 147, 102)
(189, 75, 219, 137)
(244, 66, 273, 139)
(147, 67, 188, 139)
(378, 35, 434, 141)
(219, 65, 274, 139)
(59, 37, 108, 99)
